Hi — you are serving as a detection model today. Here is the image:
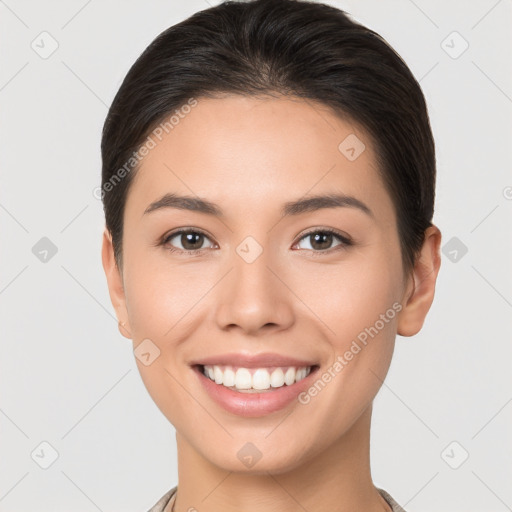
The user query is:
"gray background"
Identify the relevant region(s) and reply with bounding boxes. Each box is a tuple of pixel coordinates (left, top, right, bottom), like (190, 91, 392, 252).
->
(1, 0, 511, 511)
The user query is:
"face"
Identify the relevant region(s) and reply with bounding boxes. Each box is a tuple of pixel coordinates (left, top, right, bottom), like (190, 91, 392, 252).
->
(103, 94, 418, 474)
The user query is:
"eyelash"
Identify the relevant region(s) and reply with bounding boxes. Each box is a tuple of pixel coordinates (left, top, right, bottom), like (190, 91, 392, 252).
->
(160, 227, 353, 257)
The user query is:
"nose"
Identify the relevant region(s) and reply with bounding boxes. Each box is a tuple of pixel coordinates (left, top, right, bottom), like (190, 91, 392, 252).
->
(214, 246, 295, 336)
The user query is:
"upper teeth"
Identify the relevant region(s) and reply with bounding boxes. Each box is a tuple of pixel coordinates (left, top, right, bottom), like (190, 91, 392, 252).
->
(203, 365, 312, 391)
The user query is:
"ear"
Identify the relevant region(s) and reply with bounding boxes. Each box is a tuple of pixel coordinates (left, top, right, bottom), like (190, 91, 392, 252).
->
(397, 225, 442, 337)
(101, 227, 132, 339)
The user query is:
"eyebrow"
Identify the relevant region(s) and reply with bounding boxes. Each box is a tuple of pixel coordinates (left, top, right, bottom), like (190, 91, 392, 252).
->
(143, 192, 373, 218)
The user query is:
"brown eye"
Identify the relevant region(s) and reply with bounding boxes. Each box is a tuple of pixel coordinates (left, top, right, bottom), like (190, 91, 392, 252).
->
(309, 232, 334, 251)
(295, 229, 351, 252)
(164, 230, 214, 252)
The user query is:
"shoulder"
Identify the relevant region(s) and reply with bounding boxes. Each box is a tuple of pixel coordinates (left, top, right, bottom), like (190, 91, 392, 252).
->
(146, 486, 177, 512)
(377, 487, 408, 512)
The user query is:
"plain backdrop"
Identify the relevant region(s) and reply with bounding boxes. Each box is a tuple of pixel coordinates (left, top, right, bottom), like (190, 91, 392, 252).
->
(1, 1, 511, 511)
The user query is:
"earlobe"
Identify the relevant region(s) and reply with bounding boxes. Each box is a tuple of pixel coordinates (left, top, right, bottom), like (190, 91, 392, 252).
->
(397, 225, 442, 337)
(101, 227, 132, 339)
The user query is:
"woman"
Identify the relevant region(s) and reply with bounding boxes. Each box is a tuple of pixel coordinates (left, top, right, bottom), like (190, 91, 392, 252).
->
(100, 0, 441, 510)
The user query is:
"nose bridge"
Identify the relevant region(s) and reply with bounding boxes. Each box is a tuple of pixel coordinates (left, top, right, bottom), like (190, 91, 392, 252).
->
(214, 236, 294, 334)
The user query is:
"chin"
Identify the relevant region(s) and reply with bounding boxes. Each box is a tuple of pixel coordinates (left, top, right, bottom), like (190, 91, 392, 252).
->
(203, 444, 308, 476)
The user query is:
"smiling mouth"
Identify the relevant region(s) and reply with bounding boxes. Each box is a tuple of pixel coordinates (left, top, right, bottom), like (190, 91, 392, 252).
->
(196, 364, 319, 393)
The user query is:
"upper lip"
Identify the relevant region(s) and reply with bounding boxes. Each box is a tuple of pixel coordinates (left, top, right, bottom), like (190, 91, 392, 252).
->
(190, 352, 318, 369)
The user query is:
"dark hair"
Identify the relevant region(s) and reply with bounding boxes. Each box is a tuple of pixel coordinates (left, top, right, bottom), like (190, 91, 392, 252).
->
(101, 0, 436, 275)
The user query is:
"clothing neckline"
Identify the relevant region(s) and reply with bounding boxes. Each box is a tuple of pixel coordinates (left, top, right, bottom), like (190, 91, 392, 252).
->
(150, 485, 406, 512)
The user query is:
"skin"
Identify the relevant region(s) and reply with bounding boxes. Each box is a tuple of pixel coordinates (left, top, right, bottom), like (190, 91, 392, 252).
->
(102, 94, 441, 512)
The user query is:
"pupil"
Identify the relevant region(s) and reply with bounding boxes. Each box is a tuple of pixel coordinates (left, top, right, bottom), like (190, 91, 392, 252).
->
(182, 232, 203, 250)
(178, 232, 333, 251)
(312, 232, 332, 250)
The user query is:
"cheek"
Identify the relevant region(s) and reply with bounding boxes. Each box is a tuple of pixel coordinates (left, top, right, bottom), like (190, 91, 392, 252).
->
(123, 255, 196, 419)
(284, 248, 402, 345)
(122, 241, 203, 336)
(292, 259, 401, 426)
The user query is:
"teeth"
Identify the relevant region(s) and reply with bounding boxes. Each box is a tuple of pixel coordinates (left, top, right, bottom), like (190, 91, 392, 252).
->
(284, 367, 295, 386)
(235, 368, 252, 389)
(252, 368, 270, 390)
(223, 367, 236, 387)
(214, 366, 223, 384)
(270, 368, 285, 388)
(202, 364, 312, 392)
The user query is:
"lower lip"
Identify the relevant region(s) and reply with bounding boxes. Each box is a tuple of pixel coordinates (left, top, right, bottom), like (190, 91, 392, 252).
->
(193, 365, 319, 417)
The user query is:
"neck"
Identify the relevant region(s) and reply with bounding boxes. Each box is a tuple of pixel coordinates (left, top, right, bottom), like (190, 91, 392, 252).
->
(170, 404, 391, 512)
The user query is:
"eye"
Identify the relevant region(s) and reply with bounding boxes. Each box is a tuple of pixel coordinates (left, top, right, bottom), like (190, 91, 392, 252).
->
(294, 228, 352, 253)
(162, 229, 216, 253)
(160, 227, 352, 255)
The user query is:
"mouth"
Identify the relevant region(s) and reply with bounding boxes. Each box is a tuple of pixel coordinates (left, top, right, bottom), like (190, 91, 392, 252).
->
(192, 363, 320, 417)
(194, 363, 319, 393)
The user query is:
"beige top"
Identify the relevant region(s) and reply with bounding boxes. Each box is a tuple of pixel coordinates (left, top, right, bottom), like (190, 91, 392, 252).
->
(146, 485, 407, 512)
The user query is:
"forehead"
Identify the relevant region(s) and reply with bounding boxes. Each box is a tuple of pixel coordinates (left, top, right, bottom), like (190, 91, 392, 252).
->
(125, 94, 394, 223)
